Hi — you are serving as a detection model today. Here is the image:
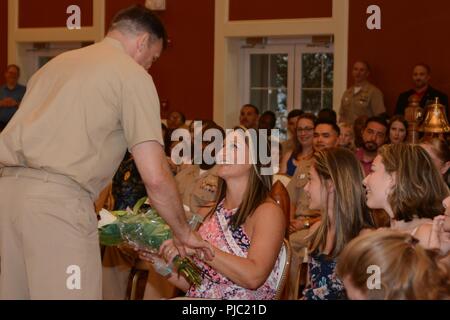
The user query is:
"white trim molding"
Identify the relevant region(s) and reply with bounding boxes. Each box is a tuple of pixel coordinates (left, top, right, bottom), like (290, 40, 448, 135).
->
(214, 0, 349, 128)
(8, 0, 105, 71)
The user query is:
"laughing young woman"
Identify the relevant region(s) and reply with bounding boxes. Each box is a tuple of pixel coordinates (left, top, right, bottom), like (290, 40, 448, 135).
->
(363, 144, 449, 248)
(138, 127, 286, 299)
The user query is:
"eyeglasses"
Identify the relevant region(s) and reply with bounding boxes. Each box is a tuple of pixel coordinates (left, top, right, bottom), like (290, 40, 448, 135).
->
(297, 127, 314, 133)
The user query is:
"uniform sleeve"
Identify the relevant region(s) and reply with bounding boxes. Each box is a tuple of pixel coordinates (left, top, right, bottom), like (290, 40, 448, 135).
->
(338, 90, 348, 121)
(370, 88, 386, 116)
(121, 71, 164, 150)
(287, 167, 299, 205)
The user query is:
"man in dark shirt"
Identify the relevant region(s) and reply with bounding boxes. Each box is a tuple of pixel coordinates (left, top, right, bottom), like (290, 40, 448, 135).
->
(0, 64, 26, 129)
(395, 63, 448, 116)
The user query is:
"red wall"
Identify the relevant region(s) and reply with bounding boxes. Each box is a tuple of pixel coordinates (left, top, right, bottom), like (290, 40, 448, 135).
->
(7, 1, 450, 119)
(19, 0, 93, 28)
(229, 0, 333, 20)
(106, 0, 215, 120)
(0, 0, 7, 80)
(348, 0, 450, 115)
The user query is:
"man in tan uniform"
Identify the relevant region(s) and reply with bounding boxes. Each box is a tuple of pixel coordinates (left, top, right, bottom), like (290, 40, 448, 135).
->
(0, 5, 210, 300)
(339, 61, 386, 125)
(102, 121, 222, 300)
(176, 165, 219, 216)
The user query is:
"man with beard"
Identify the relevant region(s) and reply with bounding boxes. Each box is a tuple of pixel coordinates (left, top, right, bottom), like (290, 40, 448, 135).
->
(239, 104, 259, 129)
(395, 64, 448, 116)
(356, 116, 388, 176)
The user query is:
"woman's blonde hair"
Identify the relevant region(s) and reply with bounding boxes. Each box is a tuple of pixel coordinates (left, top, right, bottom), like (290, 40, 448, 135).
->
(208, 127, 273, 229)
(308, 147, 374, 258)
(337, 229, 450, 300)
(420, 136, 450, 179)
(379, 144, 449, 222)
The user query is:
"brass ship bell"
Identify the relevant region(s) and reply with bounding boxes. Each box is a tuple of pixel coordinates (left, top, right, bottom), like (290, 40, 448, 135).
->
(419, 97, 450, 134)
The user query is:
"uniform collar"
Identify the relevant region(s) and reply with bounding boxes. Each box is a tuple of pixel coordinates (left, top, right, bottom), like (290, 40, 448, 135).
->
(354, 81, 370, 89)
(102, 37, 126, 53)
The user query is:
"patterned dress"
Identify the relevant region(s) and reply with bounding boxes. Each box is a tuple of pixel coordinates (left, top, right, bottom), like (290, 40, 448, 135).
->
(112, 152, 146, 210)
(302, 253, 347, 300)
(186, 200, 283, 300)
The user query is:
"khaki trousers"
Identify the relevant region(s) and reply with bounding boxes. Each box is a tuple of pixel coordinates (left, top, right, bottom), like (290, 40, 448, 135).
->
(0, 167, 101, 299)
(287, 228, 310, 299)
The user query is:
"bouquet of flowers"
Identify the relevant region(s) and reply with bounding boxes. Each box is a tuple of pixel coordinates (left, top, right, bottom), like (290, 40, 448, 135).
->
(98, 197, 203, 286)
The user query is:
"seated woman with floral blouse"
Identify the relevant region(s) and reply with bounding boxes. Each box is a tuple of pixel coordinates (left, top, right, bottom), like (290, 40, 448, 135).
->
(139, 127, 286, 299)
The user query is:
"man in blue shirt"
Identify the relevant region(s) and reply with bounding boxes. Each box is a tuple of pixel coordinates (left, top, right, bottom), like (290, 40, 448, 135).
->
(0, 64, 26, 129)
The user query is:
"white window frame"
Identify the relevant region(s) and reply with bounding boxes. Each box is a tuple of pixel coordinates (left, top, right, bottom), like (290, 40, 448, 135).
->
(242, 45, 295, 112)
(294, 44, 334, 111)
(242, 42, 334, 113)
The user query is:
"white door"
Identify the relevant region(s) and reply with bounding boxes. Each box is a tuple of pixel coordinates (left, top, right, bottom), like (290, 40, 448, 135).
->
(242, 41, 334, 140)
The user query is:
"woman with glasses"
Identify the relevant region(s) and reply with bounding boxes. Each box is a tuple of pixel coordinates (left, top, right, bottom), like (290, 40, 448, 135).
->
(284, 114, 319, 278)
(280, 113, 316, 177)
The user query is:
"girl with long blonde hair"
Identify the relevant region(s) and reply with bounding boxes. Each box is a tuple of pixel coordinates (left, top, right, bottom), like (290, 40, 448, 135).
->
(302, 147, 374, 300)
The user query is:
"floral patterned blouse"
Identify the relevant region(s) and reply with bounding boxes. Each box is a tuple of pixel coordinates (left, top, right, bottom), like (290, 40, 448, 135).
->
(302, 252, 347, 300)
(186, 200, 283, 300)
(112, 152, 146, 210)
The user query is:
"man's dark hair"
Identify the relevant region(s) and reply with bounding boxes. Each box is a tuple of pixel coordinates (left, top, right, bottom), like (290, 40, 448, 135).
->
(314, 118, 341, 136)
(261, 111, 277, 129)
(6, 64, 20, 74)
(288, 109, 304, 120)
(110, 5, 168, 49)
(414, 63, 431, 74)
(354, 60, 371, 72)
(172, 111, 186, 124)
(241, 104, 260, 115)
(364, 116, 389, 130)
(318, 108, 337, 123)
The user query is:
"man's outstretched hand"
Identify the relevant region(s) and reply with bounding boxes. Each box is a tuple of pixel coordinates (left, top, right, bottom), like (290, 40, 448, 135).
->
(168, 229, 215, 261)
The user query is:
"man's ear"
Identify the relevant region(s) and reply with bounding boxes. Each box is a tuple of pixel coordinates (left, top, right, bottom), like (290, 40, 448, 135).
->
(441, 161, 450, 176)
(136, 33, 150, 52)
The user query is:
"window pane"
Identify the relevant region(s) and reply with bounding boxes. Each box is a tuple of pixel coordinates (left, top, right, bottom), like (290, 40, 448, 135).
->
(250, 54, 269, 87)
(302, 53, 322, 88)
(250, 89, 268, 110)
(302, 90, 322, 114)
(270, 54, 288, 88)
(323, 89, 333, 109)
(269, 88, 288, 139)
(323, 53, 334, 88)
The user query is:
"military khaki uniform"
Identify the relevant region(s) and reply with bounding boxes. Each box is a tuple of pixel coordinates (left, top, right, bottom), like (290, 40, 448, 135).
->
(175, 165, 219, 216)
(0, 37, 163, 299)
(102, 164, 218, 300)
(339, 82, 385, 125)
(286, 157, 320, 256)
